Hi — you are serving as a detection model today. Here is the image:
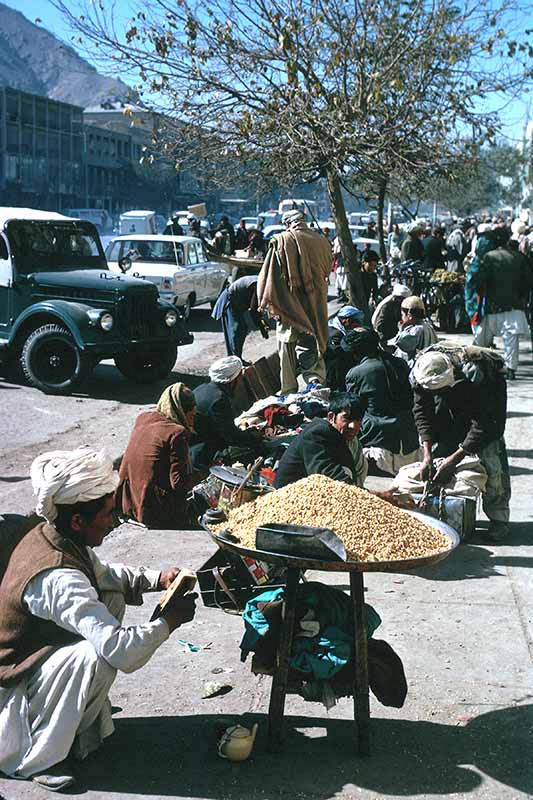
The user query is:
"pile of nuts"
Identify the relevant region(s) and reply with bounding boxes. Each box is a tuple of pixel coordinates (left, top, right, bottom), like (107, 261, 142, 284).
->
(212, 474, 450, 562)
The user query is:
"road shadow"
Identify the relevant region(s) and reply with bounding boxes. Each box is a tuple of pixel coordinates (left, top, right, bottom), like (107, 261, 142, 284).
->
(507, 449, 533, 458)
(79, 705, 533, 797)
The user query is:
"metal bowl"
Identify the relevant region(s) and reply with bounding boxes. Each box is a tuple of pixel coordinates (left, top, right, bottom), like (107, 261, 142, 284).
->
(204, 509, 460, 574)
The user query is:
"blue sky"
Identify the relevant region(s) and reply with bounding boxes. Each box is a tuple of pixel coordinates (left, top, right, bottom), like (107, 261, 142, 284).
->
(3, 0, 532, 144)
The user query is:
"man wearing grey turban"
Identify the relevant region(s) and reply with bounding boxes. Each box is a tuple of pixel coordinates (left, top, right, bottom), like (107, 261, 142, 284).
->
(0, 448, 197, 790)
(257, 209, 332, 394)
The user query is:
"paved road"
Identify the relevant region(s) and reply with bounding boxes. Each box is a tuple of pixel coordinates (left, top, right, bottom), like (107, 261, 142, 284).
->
(0, 305, 276, 514)
(1, 310, 533, 800)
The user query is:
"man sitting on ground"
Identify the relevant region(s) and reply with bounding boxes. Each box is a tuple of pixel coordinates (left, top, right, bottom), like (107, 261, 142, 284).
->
(388, 295, 437, 366)
(190, 356, 264, 470)
(325, 305, 365, 390)
(371, 283, 412, 347)
(0, 447, 197, 791)
(273, 392, 368, 489)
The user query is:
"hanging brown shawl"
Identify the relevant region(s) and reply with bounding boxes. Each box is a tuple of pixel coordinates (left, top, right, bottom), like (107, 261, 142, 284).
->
(257, 223, 332, 354)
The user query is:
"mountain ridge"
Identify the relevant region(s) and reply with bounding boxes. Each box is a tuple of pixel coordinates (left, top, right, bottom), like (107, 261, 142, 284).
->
(0, 2, 131, 109)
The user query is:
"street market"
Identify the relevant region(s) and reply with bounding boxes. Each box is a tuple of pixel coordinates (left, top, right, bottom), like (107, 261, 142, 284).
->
(1, 0, 533, 796)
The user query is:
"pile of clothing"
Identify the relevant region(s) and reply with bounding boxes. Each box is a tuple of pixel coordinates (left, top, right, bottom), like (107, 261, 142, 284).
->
(240, 582, 407, 710)
(235, 384, 331, 438)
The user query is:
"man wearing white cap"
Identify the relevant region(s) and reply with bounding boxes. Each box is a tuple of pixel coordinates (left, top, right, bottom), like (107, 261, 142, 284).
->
(0, 447, 197, 791)
(190, 355, 264, 469)
(371, 283, 412, 346)
(412, 348, 510, 542)
(257, 209, 332, 394)
(388, 295, 437, 366)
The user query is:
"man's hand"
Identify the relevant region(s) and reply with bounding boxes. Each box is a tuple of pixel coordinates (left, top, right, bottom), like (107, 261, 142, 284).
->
(161, 593, 198, 633)
(433, 449, 465, 485)
(372, 489, 415, 509)
(158, 568, 181, 590)
(419, 441, 434, 481)
(419, 457, 434, 481)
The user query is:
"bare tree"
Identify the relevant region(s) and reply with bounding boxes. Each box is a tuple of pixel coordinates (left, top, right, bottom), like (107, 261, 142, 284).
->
(56, 0, 532, 311)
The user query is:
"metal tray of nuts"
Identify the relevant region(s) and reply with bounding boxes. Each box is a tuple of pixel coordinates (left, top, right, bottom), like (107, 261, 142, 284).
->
(204, 510, 460, 573)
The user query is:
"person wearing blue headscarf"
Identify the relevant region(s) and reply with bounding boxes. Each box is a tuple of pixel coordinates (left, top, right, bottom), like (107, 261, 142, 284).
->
(325, 306, 366, 390)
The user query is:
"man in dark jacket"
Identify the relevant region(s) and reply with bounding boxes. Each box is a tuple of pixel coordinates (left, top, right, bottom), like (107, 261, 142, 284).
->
(164, 213, 184, 236)
(214, 216, 236, 255)
(412, 348, 510, 541)
(274, 392, 367, 488)
(343, 328, 420, 475)
(211, 275, 267, 362)
(423, 228, 446, 270)
(324, 305, 365, 390)
(472, 231, 532, 378)
(400, 222, 424, 263)
(190, 356, 263, 469)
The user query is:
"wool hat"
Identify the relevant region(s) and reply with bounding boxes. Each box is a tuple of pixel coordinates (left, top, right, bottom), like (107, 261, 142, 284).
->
(401, 295, 425, 312)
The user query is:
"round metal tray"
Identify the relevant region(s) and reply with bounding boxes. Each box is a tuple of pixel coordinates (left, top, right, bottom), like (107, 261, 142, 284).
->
(204, 510, 460, 573)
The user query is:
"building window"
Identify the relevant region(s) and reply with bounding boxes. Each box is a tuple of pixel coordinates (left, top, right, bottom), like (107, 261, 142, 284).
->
(48, 104, 59, 130)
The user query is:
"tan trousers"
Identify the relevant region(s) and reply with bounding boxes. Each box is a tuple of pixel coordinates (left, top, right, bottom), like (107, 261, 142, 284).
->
(277, 330, 326, 395)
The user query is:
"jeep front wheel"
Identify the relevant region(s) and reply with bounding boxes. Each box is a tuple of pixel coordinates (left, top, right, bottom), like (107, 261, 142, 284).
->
(20, 324, 92, 394)
(114, 343, 177, 383)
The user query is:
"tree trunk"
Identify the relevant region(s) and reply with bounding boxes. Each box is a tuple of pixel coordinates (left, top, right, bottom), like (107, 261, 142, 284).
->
(325, 168, 369, 320)
(376, 179, 388, 281)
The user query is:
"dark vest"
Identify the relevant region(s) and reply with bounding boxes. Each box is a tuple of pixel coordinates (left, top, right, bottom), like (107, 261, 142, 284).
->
(0, 522, 98, 687)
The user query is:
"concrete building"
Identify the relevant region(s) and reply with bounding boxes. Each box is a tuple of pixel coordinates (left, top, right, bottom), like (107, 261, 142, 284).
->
(0, 86, 84, 210)
(0, 87, 204, 216)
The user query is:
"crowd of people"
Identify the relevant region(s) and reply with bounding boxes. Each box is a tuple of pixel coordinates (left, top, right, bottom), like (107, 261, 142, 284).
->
(0, 206, 529, 791)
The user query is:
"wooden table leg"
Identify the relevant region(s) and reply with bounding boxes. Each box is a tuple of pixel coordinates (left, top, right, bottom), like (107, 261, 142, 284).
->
(350, 571, 370, 756)
(267, 566, 300, 751)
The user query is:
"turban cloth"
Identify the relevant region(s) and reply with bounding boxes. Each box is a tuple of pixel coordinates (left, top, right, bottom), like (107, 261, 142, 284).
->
(31, 447, 119, 523)
(412, 351, 455, 391)
(208, 355, 243, 383)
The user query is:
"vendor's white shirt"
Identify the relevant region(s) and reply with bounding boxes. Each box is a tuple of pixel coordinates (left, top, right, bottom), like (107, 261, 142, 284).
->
(23, 550, 169, 673)
(0, 550, 169, 777)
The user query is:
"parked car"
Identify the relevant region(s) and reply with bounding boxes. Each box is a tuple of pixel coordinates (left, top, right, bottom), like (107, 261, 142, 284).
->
(0, 209, 192, 394)
(240, 216, 259, 229)
(352, 236, 380, 255)
(263, 224, 285, 242)
(119, 210, 158, 236)
(106, 234, 231, 318)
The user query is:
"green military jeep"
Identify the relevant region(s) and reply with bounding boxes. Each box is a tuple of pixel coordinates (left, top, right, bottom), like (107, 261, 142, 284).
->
(0, 210, 193, 394)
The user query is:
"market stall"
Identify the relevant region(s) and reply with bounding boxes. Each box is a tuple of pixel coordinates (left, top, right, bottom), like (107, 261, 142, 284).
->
(199, 474, 459, 756)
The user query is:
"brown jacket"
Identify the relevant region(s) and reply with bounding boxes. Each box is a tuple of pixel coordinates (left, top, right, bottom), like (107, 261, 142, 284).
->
(116, 410, 196, 528)
(0, 522, 98, 688)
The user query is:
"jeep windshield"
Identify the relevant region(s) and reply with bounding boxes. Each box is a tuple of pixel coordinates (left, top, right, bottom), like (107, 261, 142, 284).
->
(6, 220, 107, 274)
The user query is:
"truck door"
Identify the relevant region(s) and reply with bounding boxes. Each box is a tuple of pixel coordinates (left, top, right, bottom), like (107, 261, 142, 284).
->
(0, 235, 12, 337)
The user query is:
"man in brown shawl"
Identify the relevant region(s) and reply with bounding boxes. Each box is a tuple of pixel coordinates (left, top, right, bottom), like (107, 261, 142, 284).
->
(257, 209, 332, 394)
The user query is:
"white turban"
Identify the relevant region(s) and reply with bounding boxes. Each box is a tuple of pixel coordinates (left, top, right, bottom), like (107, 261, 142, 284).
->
(391, 283, 412, 298)
(282, 209, 306, 226)
(208, 355, 243, 383)
(412, 351, 455, 391)
(31, 447, 119, 523)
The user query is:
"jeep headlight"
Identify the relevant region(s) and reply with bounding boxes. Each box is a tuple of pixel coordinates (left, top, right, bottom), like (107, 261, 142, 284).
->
(100, 312, 114, 331)
(164, 309, 178, 327)
(87, 309, 113, 331)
